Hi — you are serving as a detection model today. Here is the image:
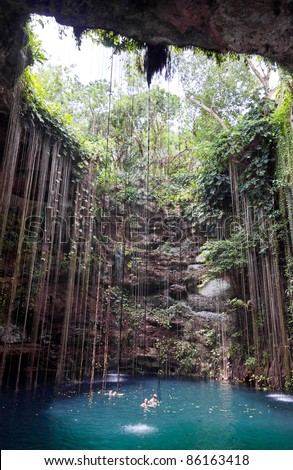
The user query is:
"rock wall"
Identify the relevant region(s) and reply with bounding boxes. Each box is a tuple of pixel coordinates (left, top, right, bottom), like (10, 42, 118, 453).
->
(0, 90, 235, 389)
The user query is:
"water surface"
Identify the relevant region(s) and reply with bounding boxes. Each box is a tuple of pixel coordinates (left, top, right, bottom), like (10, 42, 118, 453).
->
(0, 376, 293, 450)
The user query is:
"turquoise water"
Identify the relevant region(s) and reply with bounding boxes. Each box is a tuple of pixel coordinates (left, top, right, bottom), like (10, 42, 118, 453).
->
(1, 375, 293, 450)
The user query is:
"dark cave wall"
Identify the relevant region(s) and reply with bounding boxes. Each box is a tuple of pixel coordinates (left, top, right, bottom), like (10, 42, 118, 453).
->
(0, 5, 28, 110)
(1, 1, 293, 110)
(2, 1, 293, 58)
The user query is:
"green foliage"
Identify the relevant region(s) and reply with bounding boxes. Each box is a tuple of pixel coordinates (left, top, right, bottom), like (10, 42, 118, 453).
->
(173, 340, 198, 371)
(225, 298, 249, 312)
(148, 308, 174, 329)
(191, 144, 231, 222)
(244, 357, 256, 368)
(21, 68, 97, 164)
(123, 299, 145, 329)
(155, 241, 172, 254)
(200, 228, 248, 280)
(94, 82, 184, 206)
(232, 102, 278, 205)
(273, 87, 293, 135)
(87, 30, 143, 53)
(284, 375, 293, 391)
(189, 99, 278, 228)
(29, 62, 110, 138)
(274, 87, 293, 187)
(179, 48, 242, 66)
(200, 329, 217, 347)
(157, 338, 198, 374)
(24, 23, 47, 65)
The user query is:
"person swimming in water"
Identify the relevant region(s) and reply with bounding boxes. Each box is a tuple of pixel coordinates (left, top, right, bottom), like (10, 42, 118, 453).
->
(140, 398, 150, 407)
(140, 394, 159, 408)
(149, 394, 158, 404)
(108, 390, 124, 398)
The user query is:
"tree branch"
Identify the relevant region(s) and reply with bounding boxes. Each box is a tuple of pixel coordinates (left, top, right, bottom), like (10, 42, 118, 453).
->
(160, 147, 192, 167)
(247, 58, 270, 94)
(189, 96, 228, 130)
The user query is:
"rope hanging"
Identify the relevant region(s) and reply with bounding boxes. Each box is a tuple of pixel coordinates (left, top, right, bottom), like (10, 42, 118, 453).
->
(101, 51, 115, 394)
(143, 87, 151, 375)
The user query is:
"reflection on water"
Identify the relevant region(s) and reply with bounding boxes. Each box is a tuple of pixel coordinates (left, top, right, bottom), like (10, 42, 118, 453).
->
(106, 374, 127, 383)
(1, 376, 293, 450)
(266, 393, 293, 403)
(123, 424, 157, 435)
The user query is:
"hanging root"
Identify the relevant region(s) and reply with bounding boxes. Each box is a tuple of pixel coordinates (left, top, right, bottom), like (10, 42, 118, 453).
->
(73, 27, 85, 49)
(144, 44, 171, 86)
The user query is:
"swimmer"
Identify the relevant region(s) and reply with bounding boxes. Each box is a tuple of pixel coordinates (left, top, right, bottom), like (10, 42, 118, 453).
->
(140, 398, 150, 407)
(140, 395, 159, 408)
(108, 390, 124, 397)
(149, 394, 158, 404)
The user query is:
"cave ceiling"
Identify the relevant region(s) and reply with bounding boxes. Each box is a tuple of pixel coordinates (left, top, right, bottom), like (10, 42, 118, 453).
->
(1, 1, 293, 107)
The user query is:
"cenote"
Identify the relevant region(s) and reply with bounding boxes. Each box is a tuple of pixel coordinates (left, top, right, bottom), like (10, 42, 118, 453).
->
(1, 376, 293, 450)
(2, 8, 293, 458)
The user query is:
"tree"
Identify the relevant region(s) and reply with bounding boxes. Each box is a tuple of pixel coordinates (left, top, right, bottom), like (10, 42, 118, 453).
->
(178, 51, 262, 141)
(32, 63, 109, 137)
